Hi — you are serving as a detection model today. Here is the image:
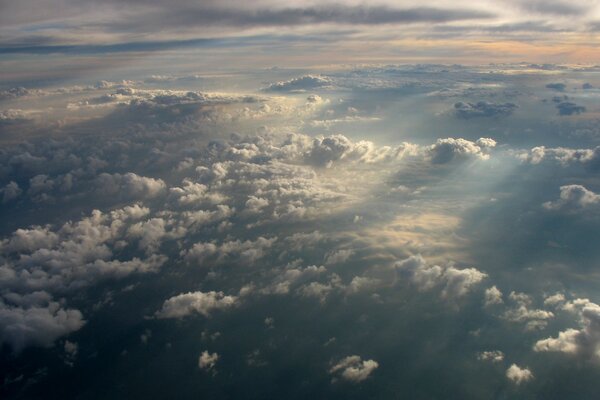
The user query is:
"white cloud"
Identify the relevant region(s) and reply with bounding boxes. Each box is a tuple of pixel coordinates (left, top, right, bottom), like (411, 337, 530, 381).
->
(95, 172, 166, 199)
(395, 255, 487, 299)
(330, 355, 379, 383)
(484, 286, 503, 307)
(506, 364, 534, 384)
(155, 291, 238, 319)
(198, 350, 219, 371)
(324, 249, 354, 265)
(534, 300, 600, 359)
(477, 350, 504, 363)
(503, 291, 554, 331)
(543, 185, 600, 211)
(427, 138, 496, 164)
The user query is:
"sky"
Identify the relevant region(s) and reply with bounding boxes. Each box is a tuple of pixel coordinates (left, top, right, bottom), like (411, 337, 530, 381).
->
(2, 1, 600, 400)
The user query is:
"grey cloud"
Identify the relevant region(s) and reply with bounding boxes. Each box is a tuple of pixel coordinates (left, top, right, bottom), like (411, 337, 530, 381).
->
(0, 300, 85, 352)
(513, 0, 589, 16)
(556, 102, 586, 116)
(453, 101, 518, 119)
(102, 5, 493, 32)
(546, 83, 566, 92)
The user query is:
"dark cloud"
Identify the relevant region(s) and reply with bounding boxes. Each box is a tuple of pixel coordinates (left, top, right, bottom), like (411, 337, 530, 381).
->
(453, 101, 518, 119)
(513, 0, 589, 16)
(99, 5, 494, 32)
(546, 83, 566, 92)
(556, 102, 586, 116)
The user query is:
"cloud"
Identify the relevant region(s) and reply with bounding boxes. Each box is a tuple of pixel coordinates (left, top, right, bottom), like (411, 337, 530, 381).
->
(503, 291, 554, 331)
(329, 355, 379, 383)
(198, 351, 219, 371)
(534, 300, 600, 360)
(546, 83, 566, 92)
(155, 291, 238, 319)
(95, 173, 166, 199)
(519, 145, 600, 166)
(484, 286, 504, 307)
(0, 300, 85, 352)
(1, 181, 22, 203)
(453, 101, 517, 119)
(263, 75, 332, 92)
(427, 138, 496, 164)
(514, 0, 589, 16)
(506, 364, 534, 384)
(477, 350, 504, 362)
(556, 102, 586, 116)
(97, 4, 494, 33)
(394, 255, 487, 299)
(543, 185, 600, 211)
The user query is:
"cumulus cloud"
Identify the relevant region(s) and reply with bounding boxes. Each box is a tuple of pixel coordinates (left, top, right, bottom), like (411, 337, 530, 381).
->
(484, 286, 504, 307)
(183, 237, 277, 266)
(0, 300, 85, 352)
(155, 291, 238, 319)
(519, 145, 600, 166)
(506, 364, 534, 384)
(427, 138, 496, 164)
(477, 350, 504, 363)
(453, 101, 517, 119)
(503, 291, 554, 331)
(543, 185, 600, 211)
(329, 355, 379, 383)
(198, 351, 219, 371)
(1, 181, 22, 203)
(394, 255, 487, 299)
(95, 172, 166, 199)
(534, 300, 600, 359)
(263, 75, 332, 92)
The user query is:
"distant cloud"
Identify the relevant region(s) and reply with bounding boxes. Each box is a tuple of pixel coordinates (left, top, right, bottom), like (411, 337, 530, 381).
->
(198, 351, 219, 371)
(427, 137, 496, 164)
(155, 291, 238, 319)
(477, 350, 504, 362)
(546, 83, 566, 92)
(263, 75, 332, 92)
(534, 300, 600, 360)
(543, 185, 600, 211)
(395, 255, 487, 299)
(102, 5, 494, 31)
(506, 364, 534, 384)
(556, 102, 586, 116)
(330, 355, 379, 383)
(453, 101, 518, 119)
